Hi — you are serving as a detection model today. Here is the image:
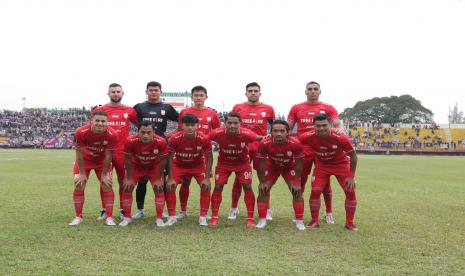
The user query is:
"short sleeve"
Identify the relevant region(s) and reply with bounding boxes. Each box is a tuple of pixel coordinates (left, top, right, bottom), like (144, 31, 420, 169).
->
(287, 105, 297, 123)
(327, 105, 339, 121)
(340, 134, 354, 153)
(74, 129, 85, 147)
(158, 138, 169, 157)
(124, 138, 133, 154)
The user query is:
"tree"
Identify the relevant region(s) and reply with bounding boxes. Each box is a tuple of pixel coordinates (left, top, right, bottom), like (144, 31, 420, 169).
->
(449, 103, 464, 124)
(340, 95, 433, 124)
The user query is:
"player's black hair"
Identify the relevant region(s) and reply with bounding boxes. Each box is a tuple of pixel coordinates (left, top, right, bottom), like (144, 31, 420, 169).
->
(225, 112, 241, 122)
(191, 85, 207, 95)
(137, 122, 154, 130)
(181, 114, 199, 124)
(108, 83, 122, 88)
(146, 81, 162, 90)
(272, 119, 290, 132)
(313, 113, 329, 122)
(246, 82, 260, 90)
(306, 81, 320, 88)
(91, 111, 108, 117)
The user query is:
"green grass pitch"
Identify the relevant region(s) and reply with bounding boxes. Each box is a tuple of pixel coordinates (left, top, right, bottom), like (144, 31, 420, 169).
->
(1, 149, 464, 274)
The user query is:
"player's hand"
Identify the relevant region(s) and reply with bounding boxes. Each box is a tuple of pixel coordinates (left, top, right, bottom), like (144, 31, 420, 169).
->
(153, 179, 164, 192)
(259, 182, 270, 193)
(166, 178, 176, 192)
(101, 174, 113, 189)
(335, 128, 346, 135)
(74, 173, 87, 188)
(123, 178, 134, 191)
(345, 177, 356, 192)
(200, 178, 211, 192)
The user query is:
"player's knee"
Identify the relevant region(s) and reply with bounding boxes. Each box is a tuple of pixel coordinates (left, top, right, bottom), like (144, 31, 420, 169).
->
(214, 184, 224, 191)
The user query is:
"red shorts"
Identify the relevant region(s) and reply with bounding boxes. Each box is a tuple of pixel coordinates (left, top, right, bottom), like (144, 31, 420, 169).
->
(129, 165, 162, 185)
(265, 166, 300, 188)
(111, 150, 125, 179)
(248, 141, 261, 171)
(312, 162, 351, 191)
(73, 162, 112, 182)
(172, 164, 206, 184)
(215, 164, 253, 185)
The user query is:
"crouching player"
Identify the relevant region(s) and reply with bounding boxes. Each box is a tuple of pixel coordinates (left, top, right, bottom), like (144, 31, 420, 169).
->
(298, 114, 359, 231)
(256, 120, 305, 230)
(166, 114, 213, 226)
(69, 111, 118, 226)
(120, 122, 169, 227)
(208, 112, 262, 227)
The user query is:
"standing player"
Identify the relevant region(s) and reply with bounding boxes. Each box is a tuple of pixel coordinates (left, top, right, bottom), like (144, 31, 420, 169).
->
(229, 82, 275, 220)
(166, 114, 214, 226)
(287, 81, 343, 224)
(208, 112, 262, 227)
(256, 120, 305, 230)
(92, 83, 138, 221)
(120, 122, 169, 227)
(132, 81, 179, 219)
(69, 111, 118, 226)
(176, 85, 220, 218)
(298, 114, 358, 231)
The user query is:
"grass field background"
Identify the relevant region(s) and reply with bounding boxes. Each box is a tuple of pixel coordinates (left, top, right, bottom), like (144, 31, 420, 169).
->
(1, 149, 464, 274)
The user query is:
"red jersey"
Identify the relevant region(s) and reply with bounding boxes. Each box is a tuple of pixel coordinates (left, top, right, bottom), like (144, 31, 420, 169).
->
(288, 102, 339, 135)
(258, 135, 304, 169)
(208, 127, 258, 168)
(298, 129, 354, 165)
(74, 125, 118, 165)
(232, 102, 275, 136)
(124, 134, 169, 168)
(178, 107, 221, 135)
(169, 131, 212, 168)
(92, 104, 138, 149)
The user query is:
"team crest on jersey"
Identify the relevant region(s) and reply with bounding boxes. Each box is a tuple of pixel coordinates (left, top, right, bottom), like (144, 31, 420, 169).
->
(161, 110, 165, 116)
(153, 149, 159, 154)
(197, 146, 202, 151)
(207, 117, 211, 122)
(320, 110, 326, 114)
(287, 151, 292, 157)
(308, 112, 315, 115)
(320, 146, 327, 150)
(123, 113, 128, 119)
(241, 142, 246, 148)
(103, 140, 108, 145)
(332, 145, 338, 149)
(261, 112, 266, 117)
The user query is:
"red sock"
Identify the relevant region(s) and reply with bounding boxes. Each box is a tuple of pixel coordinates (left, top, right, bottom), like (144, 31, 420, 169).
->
(121, 191, 133, 218)
(101, 189, 114, 218)
(293, 200, 304, 221)
(119, 185, 124, 209)
(179, 184, 189, 212)
(99, 187, 105, 209)
(266, 191, 271, 210)
(210, 189, 223, 218)
(73, 189, 85, 218)
(166, 190, 177, 217)
(345, 191, 357, 224)
(257, 201, 267, 219)
(243, 189, 255, 219)
(309, 191, 321, 222)
(231, 178, 242, 208)
(154, 193, 165, 219)
(323, 185, 332, 213)
(199, 190, 211, 217)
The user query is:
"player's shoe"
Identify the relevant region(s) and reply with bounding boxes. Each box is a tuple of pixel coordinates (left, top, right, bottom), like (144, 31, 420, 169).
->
(105, 217, 117, 226)
(307, 220, 320, 229)
(132, 209, 144, 220)
(176, 211, 188, 219)
(68, 217, 83, 226)
(97, 209, 107, 221)
(165, 216, 177, 226)
(155, 218, 165, 227)
(198, 216, 208, 226)
(266, 209, 273, 221)
(227, 208, 239, 220)
(324, 213, 335, 224)
(209, 216, 219, 226)
(246, 218, 255, 228)
(118, 217, 132, 227)
(119, 209, 125, 221)
(255, 219, 267, 229)
(295, 220, 306, 231)
(345, 223, 359, 232)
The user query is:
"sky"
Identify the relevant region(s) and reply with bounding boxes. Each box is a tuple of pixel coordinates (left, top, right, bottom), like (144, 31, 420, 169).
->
(0, 0, 464, 123)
